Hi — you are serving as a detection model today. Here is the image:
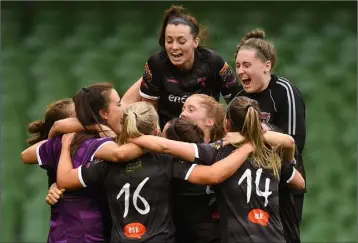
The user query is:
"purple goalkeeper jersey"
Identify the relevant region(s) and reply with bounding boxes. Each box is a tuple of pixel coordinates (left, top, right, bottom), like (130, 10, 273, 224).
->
(37, 135, 112, 243)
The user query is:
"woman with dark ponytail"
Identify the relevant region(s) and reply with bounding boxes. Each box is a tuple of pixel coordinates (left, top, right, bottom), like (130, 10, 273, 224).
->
(234, 28, 307, 243)
(26, 98, 75, 145)
(122, 5, 240, 130)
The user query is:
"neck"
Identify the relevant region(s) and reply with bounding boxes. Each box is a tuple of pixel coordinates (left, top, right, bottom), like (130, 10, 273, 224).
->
(180, 51, 196, 71)
(203, 129, 211, 144)
(257, 73, 272, 92)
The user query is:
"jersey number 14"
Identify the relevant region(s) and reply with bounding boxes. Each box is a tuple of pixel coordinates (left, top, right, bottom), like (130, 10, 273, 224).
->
(238, 168, 272, 207)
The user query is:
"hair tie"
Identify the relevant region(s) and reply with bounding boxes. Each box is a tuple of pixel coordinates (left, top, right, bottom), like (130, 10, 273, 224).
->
(131, 111, 138, 119)
(168, 16, 198, 36)
(245, 105, 252, 112)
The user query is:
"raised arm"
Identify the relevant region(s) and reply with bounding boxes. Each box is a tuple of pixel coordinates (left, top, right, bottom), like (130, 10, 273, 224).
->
(49, 118, 116, 139)
(121, 77, 143, 106)
(263, 131, 295, 162)
(94, 141, 145, 162)
(129, 135, 197, 162)
(187, 143, 253, 185)
(48, 118, 85, 138)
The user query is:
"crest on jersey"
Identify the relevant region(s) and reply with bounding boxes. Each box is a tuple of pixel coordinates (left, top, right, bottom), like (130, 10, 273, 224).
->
(125, 159, 143, 173)
(143, 62, 152, 82)
(209, 140, 223, 150)
(219, 62, 232, 81)
(260, 112, 271, 123)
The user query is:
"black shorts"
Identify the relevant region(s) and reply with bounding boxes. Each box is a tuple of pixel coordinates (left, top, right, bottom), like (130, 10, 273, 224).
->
(174, 219, 221, 243)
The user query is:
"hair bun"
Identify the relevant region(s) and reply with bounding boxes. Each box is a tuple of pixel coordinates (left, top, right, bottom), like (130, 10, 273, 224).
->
(27, 120, 45, 133)
(165, 5, 185, 18)
(245, 28, 265, 39)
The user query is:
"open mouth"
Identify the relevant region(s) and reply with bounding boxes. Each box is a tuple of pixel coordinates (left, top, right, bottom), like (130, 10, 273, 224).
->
(241, 77, 252, 86)
(171, 53, 183, 60)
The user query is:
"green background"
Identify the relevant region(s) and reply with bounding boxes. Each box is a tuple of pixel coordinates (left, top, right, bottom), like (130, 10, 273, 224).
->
(1, 1, 357, 242)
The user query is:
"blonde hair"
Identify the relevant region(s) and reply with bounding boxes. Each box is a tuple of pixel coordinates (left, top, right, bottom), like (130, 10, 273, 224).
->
(191, 94, 225, 141)
(227, 96, 281, 177)
(119, 102, 160, 144)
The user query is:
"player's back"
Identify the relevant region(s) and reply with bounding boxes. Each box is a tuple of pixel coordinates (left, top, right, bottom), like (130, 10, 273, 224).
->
(102, 152, 177, 243)
(214, 146, 285, 243)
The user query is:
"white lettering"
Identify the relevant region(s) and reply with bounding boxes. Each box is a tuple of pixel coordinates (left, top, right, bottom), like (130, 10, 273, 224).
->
(168, 94, 188, 104)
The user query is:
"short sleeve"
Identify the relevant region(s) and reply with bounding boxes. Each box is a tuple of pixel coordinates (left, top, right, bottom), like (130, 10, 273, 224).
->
(36, 136, 62, 171)
(79, 160, 110, 188)
(212, 54, 240, 101)
(194, 143, 219, 165)
(139, 55, 162, 100)
(172, 160, 198, 181)
(280, 162, 296, 185)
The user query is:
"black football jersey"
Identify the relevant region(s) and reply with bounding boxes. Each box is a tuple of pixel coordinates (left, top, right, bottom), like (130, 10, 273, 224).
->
(79, 152, 195, 243)
(190, 142, 294, 243)
(140, 47, 240, 128)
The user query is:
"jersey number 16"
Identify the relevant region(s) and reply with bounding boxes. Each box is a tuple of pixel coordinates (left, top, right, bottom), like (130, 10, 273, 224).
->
(117, 177, 150, 218)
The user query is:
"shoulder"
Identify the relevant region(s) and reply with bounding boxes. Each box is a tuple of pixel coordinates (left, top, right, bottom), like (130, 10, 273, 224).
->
(197, 47, 226, 65)
(147, 50, 169, 67)
(271, 74, 302, 95)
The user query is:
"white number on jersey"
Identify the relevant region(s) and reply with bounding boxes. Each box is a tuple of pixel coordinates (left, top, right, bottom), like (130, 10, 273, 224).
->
(238, 168, 272, 207)
(117, 177, 150, 218)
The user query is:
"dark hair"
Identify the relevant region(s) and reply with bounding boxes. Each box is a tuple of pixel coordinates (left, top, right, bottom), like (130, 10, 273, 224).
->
(158, 4, 208, 48)
(26, 98, 74, 145)
(235, 28, 277, 70)
(70, 82, 114, 155)
(227, 96, 281, 177)
(165, 118, 204, 143)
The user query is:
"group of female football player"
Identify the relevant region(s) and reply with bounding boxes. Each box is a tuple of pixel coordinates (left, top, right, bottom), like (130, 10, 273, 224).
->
(21, 4, 307, 243)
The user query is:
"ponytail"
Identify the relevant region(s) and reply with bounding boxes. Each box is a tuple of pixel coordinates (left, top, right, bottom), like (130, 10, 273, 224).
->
(119, 102, 159, 145)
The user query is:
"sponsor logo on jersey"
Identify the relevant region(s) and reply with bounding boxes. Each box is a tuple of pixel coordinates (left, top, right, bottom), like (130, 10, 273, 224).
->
(168, 94, 188, 103)
(125, 160, 143, 173)
(124, 222, 146, 239)
(248, 209, 269, 226)
(260, 112, 271, 123)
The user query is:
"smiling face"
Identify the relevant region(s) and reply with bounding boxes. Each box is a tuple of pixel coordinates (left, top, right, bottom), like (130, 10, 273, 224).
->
(179, 95, 212, 132)
(165, 24, 199, 70)
(235, 48, 272, 93)
(99, 88, 123, 135)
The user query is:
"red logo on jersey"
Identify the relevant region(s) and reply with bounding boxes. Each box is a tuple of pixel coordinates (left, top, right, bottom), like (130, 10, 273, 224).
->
(260, 112, 271, 123)
(124, 222, 146, 239)
(248, 209, 269, 226)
